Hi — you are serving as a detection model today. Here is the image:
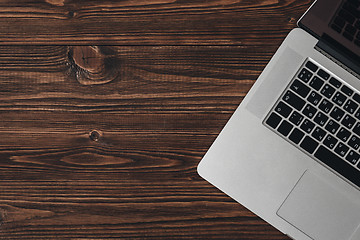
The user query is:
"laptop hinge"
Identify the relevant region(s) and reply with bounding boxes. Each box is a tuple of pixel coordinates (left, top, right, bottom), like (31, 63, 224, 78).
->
(315, 34, 360, 79)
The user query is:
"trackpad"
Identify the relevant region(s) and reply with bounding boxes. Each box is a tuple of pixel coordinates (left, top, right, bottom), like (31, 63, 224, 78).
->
(277, 171, 360, 240)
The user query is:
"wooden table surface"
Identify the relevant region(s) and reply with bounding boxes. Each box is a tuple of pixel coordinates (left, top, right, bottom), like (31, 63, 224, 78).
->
(0, 0, 312, 239)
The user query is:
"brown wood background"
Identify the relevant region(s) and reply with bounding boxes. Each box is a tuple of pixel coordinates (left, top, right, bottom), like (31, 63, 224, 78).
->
(0, 0, 312, 239)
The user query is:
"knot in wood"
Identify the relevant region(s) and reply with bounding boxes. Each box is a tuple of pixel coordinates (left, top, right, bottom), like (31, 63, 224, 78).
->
(89, 130, 101, 142)
(68, 46, 120, 85)
(287, 17, 296, 24)
(73, 46, 103, 73)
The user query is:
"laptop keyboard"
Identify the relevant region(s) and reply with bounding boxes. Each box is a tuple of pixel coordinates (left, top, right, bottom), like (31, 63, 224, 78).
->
(331, 0, 360, 46)
(264, 59, 360, 188)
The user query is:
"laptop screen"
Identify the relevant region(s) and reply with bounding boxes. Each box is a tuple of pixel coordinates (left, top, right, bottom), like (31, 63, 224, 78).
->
(299, 0, 360, 75)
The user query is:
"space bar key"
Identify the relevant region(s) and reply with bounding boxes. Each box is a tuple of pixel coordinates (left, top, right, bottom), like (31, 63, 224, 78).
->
(314, 146, 360, 188)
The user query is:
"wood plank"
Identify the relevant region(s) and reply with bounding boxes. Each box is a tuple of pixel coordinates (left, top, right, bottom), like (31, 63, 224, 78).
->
(0, 45, 255, 181)
(0, 44, 292, 239)
(0, 0, 310, 44)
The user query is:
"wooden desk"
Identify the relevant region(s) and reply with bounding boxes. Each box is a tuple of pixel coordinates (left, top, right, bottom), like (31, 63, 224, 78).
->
(0, 0, 311, 239)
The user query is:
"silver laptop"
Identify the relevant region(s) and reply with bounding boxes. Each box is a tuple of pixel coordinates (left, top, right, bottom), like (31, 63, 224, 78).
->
(197, 0, 360, 239)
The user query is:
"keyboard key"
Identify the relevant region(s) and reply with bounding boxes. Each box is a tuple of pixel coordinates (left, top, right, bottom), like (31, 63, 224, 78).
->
(312, 127, 326, 141)
(356, 39, 360, 47)
(309, 76, 324, 91)
(348, 135, 360, 150)
(330, 107, 345, 121)
(346, 150, 359, 165)
(341, 85, 354, 96)
(300, 119, 315, 133)
(277, 120, 293, 136)
(320, 84, 336, 98)
(300, 136, 319, 154)
(332, 92, 347, 106)
(355, 109, 360, 120)
(341, 114, 356, 129)
(353, 122, 360, 136)
(352, 93, 360, 104)
(305, 61, 318, 72)
(307, 91, 322, 106)
(317, 69, 330, 80)
(298, 68, 313, 82)
(289, 111, 304, 126)
(346, 22, 357, 34)
(314, 112, 328, 126)
(345, 24, 357, 36)
(334, 16, 346, 29)
(343, 31, 354, 41)
(343, 99, 358, 114)
(325, 120, 340, 134)
(334, 142, 349, 157)
(331, 24, 342, 33)
(302, 104, 317, 119)
(336, 127, 351, 142)
(329, 77, 341, 88)
(290, 79, 311, 98)
(324, 134, 338, 149)
(266, 112, 282, 129)
(331, 107, 345, 123)
(319, 99, 334, 113)
(283, 91, 306, 111)
(289, 128, 305, 144)
(275, 101, 292, 118)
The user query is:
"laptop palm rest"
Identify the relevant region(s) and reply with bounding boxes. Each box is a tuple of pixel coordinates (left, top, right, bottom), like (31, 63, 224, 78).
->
(277, 171, 360, 240)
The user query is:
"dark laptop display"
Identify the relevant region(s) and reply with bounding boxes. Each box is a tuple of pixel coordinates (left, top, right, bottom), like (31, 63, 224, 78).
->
(299, 0, 360, 76)
(330, 0, 360, 45)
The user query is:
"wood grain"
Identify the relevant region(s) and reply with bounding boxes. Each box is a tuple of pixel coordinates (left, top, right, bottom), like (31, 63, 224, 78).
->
(0, 45, 280, 239)
(0, 0, 312, 239)
(0, 0, 311, 45)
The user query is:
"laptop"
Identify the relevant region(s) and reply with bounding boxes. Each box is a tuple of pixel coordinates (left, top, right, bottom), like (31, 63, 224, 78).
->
(197, 0, 360, 239)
